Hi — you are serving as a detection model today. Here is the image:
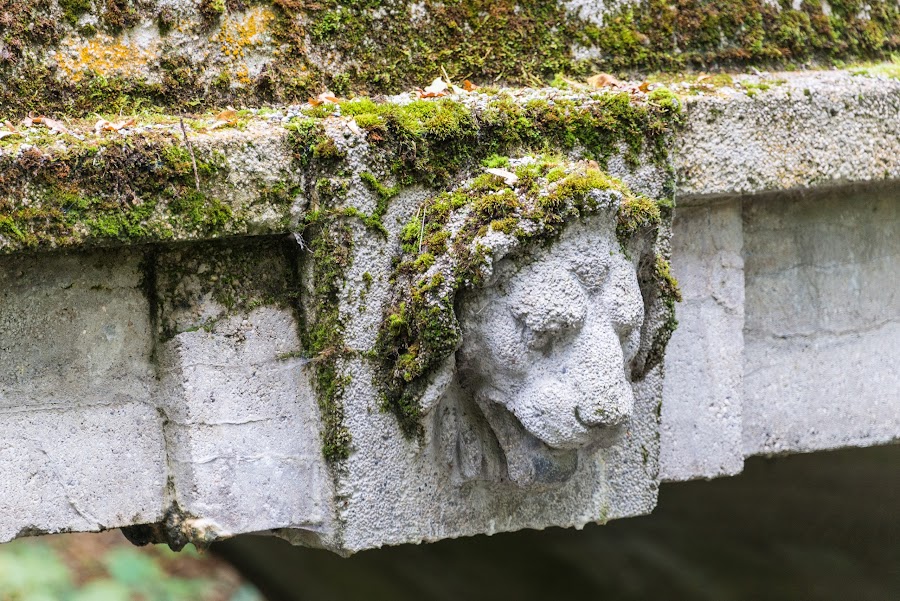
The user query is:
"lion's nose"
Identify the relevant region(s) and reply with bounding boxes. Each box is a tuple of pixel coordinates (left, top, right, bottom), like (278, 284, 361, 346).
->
(570, 318, 636, 430)
(576, 376, 634, 428)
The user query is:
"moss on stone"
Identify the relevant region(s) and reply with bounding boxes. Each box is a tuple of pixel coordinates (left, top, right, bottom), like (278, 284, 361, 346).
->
(580, 0, 900, 73)
(348, 90, 680, 195)
(634, 253, 682, 376)
(283, 118, 325, 166)
(154, 236, 304, 341)
(0, 124, 284, 253)
(98, 0, 135, 31)
(199, 0, 226, 22)
(298, 212, 354, 462)
(59, 0, 91, 26)
(1, 1, 897, 114)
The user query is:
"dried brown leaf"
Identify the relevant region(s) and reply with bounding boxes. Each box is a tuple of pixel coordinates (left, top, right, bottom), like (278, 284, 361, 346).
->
(462, 79, 479, 92)
(320, 91, 341, 104)
(485, 167, 518, 186)
(308, 91, 342, 106)
(94, 119, 111, 135)
(215, 108, 238, 123)
(417, 77, 450, 98)
(587, 73, 622, 89)
(94, 117, 137, 135)
(424, 77, 448, 95)
(33, 116, 72, 135)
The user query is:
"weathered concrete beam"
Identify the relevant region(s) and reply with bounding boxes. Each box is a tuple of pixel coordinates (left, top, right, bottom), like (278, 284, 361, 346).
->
(0, 72, 898, 552)
(657, 70, 900, 481)
(660, 183, 900, 481)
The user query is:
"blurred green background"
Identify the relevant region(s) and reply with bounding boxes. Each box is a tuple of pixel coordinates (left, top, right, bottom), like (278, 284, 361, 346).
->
(0, 529, 262, 601)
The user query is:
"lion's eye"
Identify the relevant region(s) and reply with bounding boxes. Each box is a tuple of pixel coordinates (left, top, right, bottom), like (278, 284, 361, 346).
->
(524, 318, 582, 351)
(506, 266, 587, 350)
(514, 301, 587, 351)
(571, 258, 611, 291)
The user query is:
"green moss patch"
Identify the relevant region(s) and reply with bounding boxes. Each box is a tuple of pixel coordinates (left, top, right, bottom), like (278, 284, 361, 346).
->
(1, 1, 899, 114)
(580, 0, 900, 73)
(0, 133, 250, 251)
(341, 90, 681, 192)
(299, 214, 354, 462)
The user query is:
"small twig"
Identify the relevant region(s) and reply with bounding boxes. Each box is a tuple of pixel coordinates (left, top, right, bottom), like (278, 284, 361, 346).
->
(417, 207, 427, 254)
(440, 65, 452, 88)
(179, 117, 200, 192)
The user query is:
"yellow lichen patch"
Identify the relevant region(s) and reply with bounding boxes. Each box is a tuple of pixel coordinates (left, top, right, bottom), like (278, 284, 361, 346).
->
(53, 29, 162, 82)
(211, 6, 277, 85)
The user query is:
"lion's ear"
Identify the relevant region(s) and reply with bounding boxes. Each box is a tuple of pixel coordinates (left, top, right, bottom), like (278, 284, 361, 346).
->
(418, 354, 456, 414)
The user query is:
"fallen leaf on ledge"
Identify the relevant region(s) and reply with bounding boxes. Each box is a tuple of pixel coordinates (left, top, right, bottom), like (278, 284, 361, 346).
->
(308, 91, 341, 106)
(32, 116, 72, 135)
(424, 76, 448, 95)
(485, 167, 518, 185)
(209, 110, 238, 130)
(94, 117, 137, 135)
(587, 73, 622, 89)
(417, 77, 450, 98)
(216, 108, 238, 123)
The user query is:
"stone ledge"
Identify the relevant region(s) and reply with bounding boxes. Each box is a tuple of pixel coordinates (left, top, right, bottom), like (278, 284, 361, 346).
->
(2, 68, 897, 258)
(0, 86, 678, 255)
(0, 87, 680, 553)
(676, 69, 900, 199)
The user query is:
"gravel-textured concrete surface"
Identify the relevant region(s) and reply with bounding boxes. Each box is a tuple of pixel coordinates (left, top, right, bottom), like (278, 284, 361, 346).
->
(677, 70, 900, 198)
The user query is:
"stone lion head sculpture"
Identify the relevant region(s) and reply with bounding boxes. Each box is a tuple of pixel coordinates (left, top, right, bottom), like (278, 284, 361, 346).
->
(377, 156, 677, 488)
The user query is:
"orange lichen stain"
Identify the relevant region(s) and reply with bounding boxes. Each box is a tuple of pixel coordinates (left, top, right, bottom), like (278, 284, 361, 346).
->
(212, 6, 276, 85)
(53, 32, 161, 81)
